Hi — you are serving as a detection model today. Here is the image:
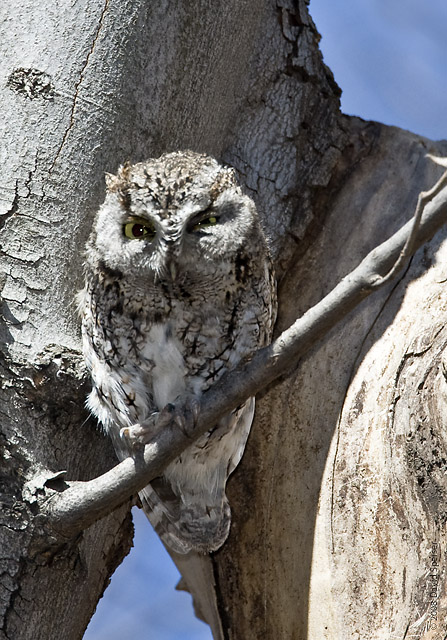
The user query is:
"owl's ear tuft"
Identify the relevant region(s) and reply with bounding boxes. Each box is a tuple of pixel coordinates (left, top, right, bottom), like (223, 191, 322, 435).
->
(105, 163, 132, 192)
(105, 172, 117, 190)
(210, 166, 237, 201)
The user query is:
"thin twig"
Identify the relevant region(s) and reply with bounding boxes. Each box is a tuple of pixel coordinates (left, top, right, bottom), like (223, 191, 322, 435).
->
(372, 157, 447, 287)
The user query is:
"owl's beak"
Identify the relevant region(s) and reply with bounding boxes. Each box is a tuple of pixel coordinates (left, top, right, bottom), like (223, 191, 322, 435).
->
(161, 229, 181, 282)
(169, 261, 178, 281)
(157, 256, 178, 283)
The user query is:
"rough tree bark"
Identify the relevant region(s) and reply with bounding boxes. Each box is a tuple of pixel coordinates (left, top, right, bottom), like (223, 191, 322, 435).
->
(1, 1, 447, 640)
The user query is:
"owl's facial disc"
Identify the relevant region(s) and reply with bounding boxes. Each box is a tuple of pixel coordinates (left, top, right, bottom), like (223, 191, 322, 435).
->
(120, 208, 221, 281)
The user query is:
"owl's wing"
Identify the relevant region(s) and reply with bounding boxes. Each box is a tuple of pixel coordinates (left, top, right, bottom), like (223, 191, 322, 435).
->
(138, 397, 255, 555)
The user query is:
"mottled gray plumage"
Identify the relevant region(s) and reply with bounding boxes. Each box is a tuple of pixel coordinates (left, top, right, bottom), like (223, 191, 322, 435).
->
(79, 151, 276, 554)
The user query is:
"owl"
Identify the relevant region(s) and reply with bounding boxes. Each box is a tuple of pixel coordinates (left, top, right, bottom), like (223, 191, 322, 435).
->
(79, 151, 276, 554)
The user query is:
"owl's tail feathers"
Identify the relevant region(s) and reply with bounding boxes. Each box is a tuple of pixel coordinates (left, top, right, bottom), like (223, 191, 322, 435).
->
(139, 398, 255, 555)
(139, 478, 231, 555)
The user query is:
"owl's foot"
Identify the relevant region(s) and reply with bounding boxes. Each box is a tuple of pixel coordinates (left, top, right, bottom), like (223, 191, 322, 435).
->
(120, 395, 200, 446)
(169, 394, 201, 437)
(120, 413, 159, 446)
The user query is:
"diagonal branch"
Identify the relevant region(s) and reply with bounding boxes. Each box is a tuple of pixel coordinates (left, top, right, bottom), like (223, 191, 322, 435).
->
(44, 166, 447, 542)
(371, 158, 447, 287)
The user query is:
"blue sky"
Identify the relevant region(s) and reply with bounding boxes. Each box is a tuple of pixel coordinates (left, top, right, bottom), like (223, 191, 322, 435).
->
(84, 508, 211, 640)
(84, 2, 447, 639)
(311, 0, 447, 140)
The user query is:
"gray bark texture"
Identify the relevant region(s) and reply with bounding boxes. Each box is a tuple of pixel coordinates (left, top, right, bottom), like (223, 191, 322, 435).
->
(1, 0, 447, 639)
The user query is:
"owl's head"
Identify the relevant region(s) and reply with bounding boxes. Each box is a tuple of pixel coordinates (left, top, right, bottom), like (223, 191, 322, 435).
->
(88, 151, 264, 283)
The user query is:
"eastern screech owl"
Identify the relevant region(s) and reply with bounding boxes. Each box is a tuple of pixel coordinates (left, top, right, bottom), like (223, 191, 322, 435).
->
(79, 151, 276, 554)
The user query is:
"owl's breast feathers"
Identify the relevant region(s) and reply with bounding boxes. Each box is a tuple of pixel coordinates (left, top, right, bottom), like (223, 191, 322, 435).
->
(82, 251, 274, 427)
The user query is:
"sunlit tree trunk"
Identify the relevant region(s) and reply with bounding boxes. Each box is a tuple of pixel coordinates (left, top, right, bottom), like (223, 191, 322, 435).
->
(1, 0, 447, 638)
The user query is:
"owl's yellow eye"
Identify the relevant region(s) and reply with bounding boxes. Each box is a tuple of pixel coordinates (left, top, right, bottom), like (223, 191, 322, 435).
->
(123, 218, 156, 240)
(192, 216, 218, 232)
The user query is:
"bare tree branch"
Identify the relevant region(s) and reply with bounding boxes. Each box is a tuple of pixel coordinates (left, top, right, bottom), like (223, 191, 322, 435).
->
(372, 158, 447, 287)
(43, 171, 447, 543)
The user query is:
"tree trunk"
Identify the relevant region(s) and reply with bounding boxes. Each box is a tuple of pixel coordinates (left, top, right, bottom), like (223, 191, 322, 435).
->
(1, 0, 446, 638)
(215, 120, 447, 639)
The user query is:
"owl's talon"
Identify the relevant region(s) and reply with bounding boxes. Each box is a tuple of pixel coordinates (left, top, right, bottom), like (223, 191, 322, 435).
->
(120, 426, 130, 441)
(171, 394, 201, 437)
(190, 398, 201, 423)
(120, 415, 160, 446)
(120, 398, 199, 447)
(174, 413, 186, 430)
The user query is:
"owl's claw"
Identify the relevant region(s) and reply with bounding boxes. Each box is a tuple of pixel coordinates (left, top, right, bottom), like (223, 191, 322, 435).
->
(120, 413, 159, 445)
(170, 396, 200, 437)
(120, 396, 200, 446)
